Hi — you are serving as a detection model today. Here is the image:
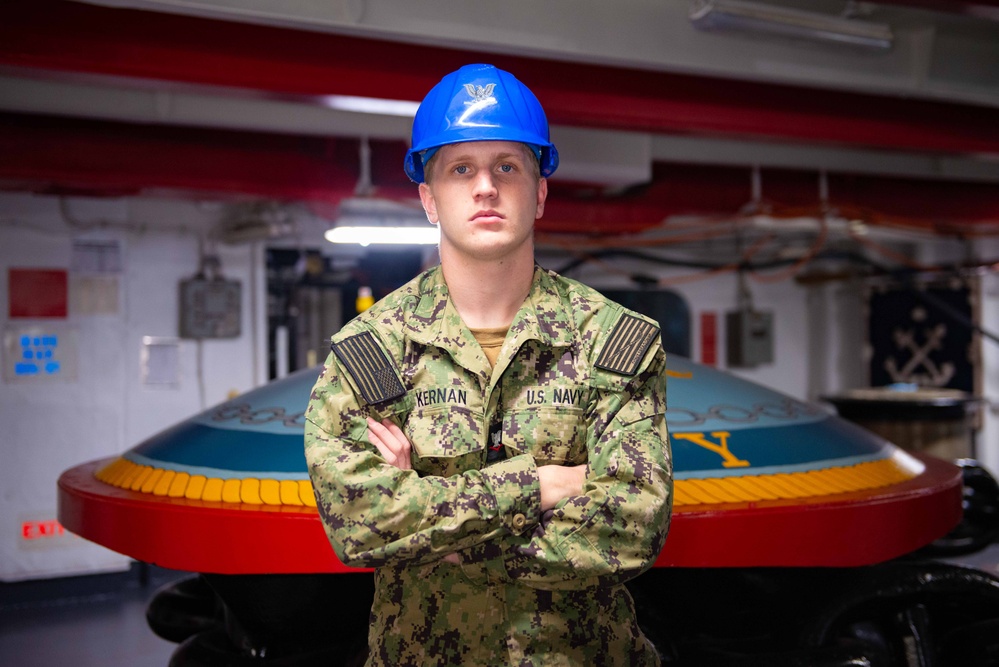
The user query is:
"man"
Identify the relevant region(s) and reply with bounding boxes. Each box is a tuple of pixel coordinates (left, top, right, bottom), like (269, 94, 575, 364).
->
(305, 63, 672, 666)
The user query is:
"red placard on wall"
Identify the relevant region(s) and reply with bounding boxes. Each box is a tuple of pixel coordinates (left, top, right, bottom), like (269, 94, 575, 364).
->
(9, 268, 68, 318)
(700, 311, 718, 366)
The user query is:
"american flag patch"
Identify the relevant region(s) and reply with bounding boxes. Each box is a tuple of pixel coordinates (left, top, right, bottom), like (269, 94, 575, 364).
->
(595, 314, 659, 376)
(331, 332, 406, 405)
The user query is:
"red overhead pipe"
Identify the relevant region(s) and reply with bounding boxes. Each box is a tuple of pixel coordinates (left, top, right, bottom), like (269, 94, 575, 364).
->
(1, 1, 999, 156)
(0, 113, 374, 203)
(2, 113, 997, 235)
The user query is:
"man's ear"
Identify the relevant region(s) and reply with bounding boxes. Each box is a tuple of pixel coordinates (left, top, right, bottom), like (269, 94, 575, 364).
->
(419, 182, 439, 224)
(535, 177, 548, 220)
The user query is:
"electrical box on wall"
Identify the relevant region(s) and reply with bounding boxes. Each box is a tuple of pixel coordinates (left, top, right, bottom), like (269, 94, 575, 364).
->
(726, 309, 774, 368)
(179, 278, 241, 339)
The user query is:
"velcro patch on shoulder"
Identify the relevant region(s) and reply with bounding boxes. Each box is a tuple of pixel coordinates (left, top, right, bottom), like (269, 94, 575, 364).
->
(595, 313, 660, 376)
(331, 332, 406, 405)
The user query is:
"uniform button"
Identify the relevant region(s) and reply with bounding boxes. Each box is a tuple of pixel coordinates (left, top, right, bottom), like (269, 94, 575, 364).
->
(512, 513, 527, 530)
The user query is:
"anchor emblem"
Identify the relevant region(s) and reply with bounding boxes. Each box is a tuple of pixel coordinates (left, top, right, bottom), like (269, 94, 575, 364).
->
(883, 311, 955, 386)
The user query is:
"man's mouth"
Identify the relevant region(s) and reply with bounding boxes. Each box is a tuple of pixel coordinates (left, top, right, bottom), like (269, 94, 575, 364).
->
(472, 210, 503, 222)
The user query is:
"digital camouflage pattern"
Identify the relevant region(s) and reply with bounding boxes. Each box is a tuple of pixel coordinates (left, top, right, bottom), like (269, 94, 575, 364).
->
(305, 265, 672, 666)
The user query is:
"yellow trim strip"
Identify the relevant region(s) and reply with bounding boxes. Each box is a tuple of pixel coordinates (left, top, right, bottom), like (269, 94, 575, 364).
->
(96, 458, 313, 507)
(96, 453, 920, 509)
(673, 456, 920, 507)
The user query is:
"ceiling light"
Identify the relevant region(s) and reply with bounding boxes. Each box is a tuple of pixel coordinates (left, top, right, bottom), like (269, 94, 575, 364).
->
(320, 95, 421, 117)
(689, 0, 893, 51)
(325, 226, 440, 246)
(324, 198, 438, 246)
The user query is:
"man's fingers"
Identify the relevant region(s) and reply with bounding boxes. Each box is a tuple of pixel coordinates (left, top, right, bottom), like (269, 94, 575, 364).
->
(368, 418, 409, 449)
(381, 419, 409, 444)
(367, 417, 412, 470)
(366, 416, 392, 442)
(370, 438, 396, 463)
(538, 464, 588, 511)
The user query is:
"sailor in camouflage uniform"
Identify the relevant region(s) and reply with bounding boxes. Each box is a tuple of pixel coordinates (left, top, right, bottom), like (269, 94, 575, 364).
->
(305, 63, 672, 666)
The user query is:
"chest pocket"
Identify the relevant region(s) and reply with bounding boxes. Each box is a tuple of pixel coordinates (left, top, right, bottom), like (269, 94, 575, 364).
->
(502, 407, 587, 466)
(405, 405, 485, 478)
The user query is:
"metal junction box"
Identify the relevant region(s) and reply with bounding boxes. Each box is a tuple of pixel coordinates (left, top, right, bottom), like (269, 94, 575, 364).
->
(179, 278, 242, 339)
(726, 309, 774, 368)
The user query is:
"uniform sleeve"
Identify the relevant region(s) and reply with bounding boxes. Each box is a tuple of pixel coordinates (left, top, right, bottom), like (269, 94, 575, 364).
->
(305, 352, 543, 569)
(461, 345, 672, 590)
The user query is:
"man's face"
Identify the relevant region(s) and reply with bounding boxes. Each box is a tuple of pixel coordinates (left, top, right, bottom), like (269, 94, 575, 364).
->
(419, 141, 547, 264)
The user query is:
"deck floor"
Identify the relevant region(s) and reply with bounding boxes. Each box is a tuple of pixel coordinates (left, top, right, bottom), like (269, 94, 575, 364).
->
(2, 545, 998, 666)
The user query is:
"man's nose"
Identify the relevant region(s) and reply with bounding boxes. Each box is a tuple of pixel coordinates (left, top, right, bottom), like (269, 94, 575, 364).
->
(472, 171, 498, 199)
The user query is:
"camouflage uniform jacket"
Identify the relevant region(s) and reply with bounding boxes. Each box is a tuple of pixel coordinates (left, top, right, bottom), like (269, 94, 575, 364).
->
(305, 265, 672, 666)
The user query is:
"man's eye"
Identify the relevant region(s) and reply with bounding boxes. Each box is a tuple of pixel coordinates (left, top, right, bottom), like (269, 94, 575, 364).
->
(499, 164, 514, 173)
(454, 165, 469, 175)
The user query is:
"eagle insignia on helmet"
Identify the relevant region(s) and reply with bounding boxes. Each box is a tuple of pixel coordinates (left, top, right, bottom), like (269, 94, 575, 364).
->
(463, 83, 496, 104)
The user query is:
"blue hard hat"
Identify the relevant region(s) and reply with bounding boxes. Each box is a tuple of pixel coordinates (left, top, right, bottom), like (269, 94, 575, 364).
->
(404, 63, 559, 183)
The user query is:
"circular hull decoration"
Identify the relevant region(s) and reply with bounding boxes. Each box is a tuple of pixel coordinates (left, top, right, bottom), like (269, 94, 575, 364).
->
(59, 356, 962, 573)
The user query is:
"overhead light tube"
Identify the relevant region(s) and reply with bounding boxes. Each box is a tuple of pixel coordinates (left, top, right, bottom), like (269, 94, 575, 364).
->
(320, 95, 420, 117)
(325, 197, 438, 246)
(689, 0, 893, 51)
(324, 225, 440, 246)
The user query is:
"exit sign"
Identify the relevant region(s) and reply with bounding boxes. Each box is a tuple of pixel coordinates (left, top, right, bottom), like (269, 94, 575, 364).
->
(18, 516, 80, 551)
(22, 519, 66, 541)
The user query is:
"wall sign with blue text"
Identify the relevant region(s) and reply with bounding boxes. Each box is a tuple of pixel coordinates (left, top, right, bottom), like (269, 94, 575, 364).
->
(2, 326, 78, 383)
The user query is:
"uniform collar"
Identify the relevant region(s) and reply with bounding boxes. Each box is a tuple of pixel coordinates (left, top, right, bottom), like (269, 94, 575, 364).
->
(512, 265, 575, 348)
(404, 265, 574, 377)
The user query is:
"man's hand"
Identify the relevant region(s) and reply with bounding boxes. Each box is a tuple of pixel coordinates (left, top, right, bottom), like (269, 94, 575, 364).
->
(368, 417, 460, 564)
(537, 464, 587, 511)
(367, 417, 412, 470)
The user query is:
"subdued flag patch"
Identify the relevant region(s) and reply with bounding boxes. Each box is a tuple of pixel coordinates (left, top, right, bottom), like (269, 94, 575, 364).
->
(331, 332, 406, 405)
(595, 314, 659, 376)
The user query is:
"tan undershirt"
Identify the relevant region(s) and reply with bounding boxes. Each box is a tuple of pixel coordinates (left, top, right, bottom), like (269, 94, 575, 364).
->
(469, 326, 509, 369)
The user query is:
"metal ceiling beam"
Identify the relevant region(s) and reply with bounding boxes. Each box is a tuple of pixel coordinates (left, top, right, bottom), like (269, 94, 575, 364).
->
(74, 0, 999, 108)
(2, 1, 999, 157)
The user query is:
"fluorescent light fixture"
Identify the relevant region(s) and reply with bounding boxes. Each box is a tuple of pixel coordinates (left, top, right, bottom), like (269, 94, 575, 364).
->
(325, 197, 438, 246)
(320, 95, 420, 117)
(689, 0, 893, 51)
(325, 226, 439, 246)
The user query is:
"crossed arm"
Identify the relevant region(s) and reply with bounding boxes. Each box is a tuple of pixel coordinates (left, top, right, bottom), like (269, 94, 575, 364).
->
(307, 346, 670, 583)
(366, 417, 586, 512)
